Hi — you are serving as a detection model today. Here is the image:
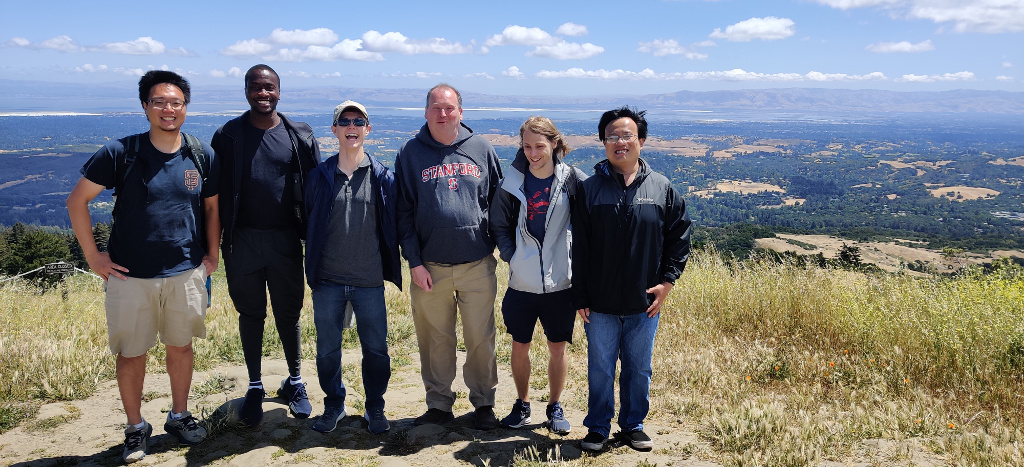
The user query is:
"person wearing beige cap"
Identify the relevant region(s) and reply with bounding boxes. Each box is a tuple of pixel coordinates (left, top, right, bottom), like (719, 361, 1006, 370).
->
(303, 101, 401, 434)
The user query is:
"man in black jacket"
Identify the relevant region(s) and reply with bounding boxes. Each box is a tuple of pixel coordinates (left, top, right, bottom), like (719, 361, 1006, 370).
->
(210, 64, 321, 427)
(572, 106, 692, 452)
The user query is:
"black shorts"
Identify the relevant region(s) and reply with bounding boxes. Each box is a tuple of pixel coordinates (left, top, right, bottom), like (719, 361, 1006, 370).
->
(501, 288, 575, 344)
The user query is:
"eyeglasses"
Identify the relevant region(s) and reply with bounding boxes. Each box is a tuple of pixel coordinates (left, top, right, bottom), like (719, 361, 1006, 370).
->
(336, 117, 368, 127)
(148, 99, 185, 110)
(602, 134, 637, 144)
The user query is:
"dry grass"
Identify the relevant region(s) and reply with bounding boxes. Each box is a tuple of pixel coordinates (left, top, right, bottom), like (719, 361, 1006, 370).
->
(4, 250, 1024, 464)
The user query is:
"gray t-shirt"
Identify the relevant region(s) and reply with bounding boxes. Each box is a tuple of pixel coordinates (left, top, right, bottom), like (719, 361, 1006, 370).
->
(317, 156, 383, 287)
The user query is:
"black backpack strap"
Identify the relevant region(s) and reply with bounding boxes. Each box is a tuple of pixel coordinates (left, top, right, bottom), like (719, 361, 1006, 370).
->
(114, 134, 142, 197)
(181, 133, 207, 184)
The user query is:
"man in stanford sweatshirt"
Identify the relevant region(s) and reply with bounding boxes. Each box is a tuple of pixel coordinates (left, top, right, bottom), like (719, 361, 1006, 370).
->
(395, 83, 503, 430)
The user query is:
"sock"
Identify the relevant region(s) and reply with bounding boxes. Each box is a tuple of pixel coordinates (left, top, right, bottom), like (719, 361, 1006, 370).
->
(249, 380, 263, 390)
(131, 420, 147, 431)
(168, 411, 183, 420)
(289, 375, 303, 386)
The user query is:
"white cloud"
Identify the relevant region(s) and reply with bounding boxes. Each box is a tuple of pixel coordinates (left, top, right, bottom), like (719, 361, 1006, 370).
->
(5, 37, 31, 47)
(96, 36, 165, 55)
(528, 41, 604, 59)
(210, 69, 226, 78)
(805, 71, 887, 81)
(537, 67, 660, 80)
(266, 40, 383, 62)
(996, 75, 1014, 81)
(115, 67, 145, 77)
(228, 67, 243, 78)
(222, 39, 274, 56)
(1003, 61, 1013, 68)
(485, 25, 555, 47)
(361, 31, 471, 55)
(167, 47, 194, 57)
(814, 0, 1024, 33)
(895, 71, 975, 82)
(467, 72, 495, 80)
(637, 39, 708, 59)
(39, 35, 81, 52)
(503, 66, 525, 79)
(694, 40, 717, 47)
(813, 0, 896, 8)
(556, 22, 588, 36)
(534, 67, 887, 82)
(74, 64, 108, 73)
(268, 28, 338, 46)
(710, 16, 796, 41)
(866, 39, 934, 53)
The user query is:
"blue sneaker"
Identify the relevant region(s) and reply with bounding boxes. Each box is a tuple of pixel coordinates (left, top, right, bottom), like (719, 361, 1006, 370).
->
(500, 399, 531, 428)
(239, 386, 265, 427)
(278, 378, 312, 419)
(545, 402, 571, 435)
(312, 406, 346, 433)
(363, 407, 390, 434)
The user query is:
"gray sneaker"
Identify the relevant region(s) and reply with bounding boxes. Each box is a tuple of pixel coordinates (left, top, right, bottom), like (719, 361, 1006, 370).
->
(312, 406, 347, 433)
(363, 407, 390, 434)
(122, 421, 152, 464)
(163, 411, 207, 445)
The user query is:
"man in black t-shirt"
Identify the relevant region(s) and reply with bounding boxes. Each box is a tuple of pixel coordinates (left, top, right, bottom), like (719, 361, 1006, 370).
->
(211, 64, 321, 427)
(67, 70, 219, 463)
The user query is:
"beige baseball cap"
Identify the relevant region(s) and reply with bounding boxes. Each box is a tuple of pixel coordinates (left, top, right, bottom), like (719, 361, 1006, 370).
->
(333, 100, 368, 124)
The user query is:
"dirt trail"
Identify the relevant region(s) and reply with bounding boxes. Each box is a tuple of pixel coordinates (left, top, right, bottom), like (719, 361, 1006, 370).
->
(0, 353, 709, 466)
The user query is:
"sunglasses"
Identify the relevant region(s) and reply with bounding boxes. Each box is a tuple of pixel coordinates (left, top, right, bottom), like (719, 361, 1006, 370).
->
(336, 117, 368, 127)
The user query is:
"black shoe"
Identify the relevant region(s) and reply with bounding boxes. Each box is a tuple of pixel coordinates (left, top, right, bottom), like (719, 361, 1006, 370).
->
(500, 399, 531, 428)
(581, 431, 607, 451)
(239, 386, 265, 427)
(277, 378, 312, 419)
(413, 408, 454, 426)
(473, 406, 499, 430)
(616, 429, 654, 451)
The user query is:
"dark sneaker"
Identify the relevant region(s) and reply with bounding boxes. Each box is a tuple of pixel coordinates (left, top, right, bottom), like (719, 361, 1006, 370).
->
(581, 431, 607, 451)
(500, 399, 531, 428)
(413, 408, 454, 426)
(312, 406, 346, 433)
(545, 402, 571, 435)
(363, 407, 391, 434)
(163, 411, 207, 445)
(239, 386, 265, 427)
(122, 421, 152, 464)
(616, 429, 654, 451)
(473, 405, 499, 430)
(278, 379, 312, 419)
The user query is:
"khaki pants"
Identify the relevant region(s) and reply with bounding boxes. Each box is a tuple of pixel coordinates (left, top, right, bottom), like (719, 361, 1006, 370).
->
(105, 264, 207, 358)
(411, 255, 498, 411)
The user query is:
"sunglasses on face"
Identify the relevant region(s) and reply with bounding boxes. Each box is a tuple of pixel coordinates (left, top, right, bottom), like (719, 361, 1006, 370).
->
(336, 117, 368, 127)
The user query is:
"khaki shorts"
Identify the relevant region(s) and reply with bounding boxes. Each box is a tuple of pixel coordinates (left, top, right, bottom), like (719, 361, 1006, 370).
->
(105, 264, 208, 358)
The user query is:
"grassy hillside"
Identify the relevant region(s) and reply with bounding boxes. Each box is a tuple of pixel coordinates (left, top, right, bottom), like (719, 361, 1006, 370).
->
(2, 250, 1024, 465)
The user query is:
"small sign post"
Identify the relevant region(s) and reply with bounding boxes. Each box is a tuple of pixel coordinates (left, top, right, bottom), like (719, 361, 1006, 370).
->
(44, 261, 74, 300)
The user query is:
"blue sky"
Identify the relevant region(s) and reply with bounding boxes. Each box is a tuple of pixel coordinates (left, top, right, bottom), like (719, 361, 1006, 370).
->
(1, 0, 1021, 96)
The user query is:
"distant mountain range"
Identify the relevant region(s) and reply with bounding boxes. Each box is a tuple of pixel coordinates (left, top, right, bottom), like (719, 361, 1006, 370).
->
(2, 79, 1023, 115)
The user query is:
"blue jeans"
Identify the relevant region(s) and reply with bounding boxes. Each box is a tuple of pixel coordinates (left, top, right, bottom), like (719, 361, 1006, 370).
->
(312, 282, 390, 410)
(582, 311, 659, 438)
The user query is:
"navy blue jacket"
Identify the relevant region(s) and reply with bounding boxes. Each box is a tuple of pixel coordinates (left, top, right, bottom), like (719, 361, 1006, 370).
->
(304, 153, 402, 290)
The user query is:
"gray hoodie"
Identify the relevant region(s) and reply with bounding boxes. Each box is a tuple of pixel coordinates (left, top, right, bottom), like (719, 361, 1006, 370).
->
(395, 122, 503, 268)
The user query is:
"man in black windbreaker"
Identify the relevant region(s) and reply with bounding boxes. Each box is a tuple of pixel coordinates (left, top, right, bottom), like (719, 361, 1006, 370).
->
(572, 106, 692, 453)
